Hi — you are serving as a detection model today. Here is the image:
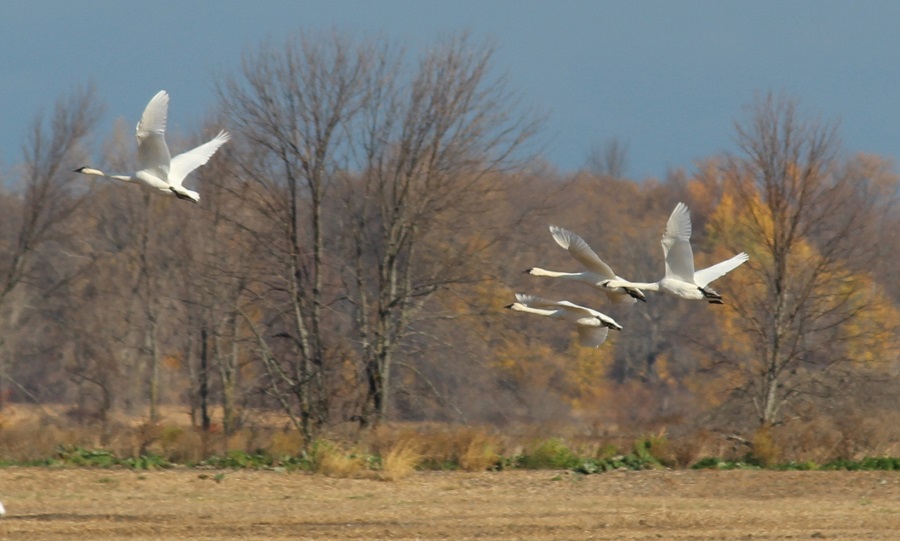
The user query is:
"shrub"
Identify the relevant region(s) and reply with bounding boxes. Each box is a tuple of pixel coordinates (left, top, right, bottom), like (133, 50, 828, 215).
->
(751, 425, 780, 467)
(633, 435, 669, 466)
(521, 438, 579, 469)
(311, 440, 366, 478)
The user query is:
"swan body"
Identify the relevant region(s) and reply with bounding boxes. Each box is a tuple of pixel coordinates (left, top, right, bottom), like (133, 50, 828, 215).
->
(75, 90, 230, 203)
(506, 293, 622, 347)
(603, 202, 749, 304)
(525, 225, 646, 304)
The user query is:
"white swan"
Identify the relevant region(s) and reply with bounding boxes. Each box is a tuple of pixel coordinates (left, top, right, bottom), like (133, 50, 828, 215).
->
(603, 202, 749, 304)
(75, 90, 229, 203)
(525, 225, 646, 304)
(506, 293, 623, 348)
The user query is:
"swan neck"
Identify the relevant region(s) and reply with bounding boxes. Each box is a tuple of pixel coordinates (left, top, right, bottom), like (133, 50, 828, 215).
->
(78, 167, 132, 182)
(509, 304, 556, 316)
(530, 268, 575, 278)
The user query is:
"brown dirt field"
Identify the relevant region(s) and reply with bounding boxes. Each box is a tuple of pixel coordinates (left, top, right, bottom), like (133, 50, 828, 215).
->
(0, 468, 898, 540)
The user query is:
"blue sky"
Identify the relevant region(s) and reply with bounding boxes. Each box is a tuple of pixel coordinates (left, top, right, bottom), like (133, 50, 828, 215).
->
(3, 1, 900, 180)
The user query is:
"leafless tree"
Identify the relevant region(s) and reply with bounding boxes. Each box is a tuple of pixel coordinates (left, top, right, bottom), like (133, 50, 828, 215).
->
(723, 92, 897, 426)
(0, 85, 102, 409)
(216, 31, 541, 438)
(217, 32, 376, 441)
(586, 137, 629, 178)
(343, 34, 541, 426)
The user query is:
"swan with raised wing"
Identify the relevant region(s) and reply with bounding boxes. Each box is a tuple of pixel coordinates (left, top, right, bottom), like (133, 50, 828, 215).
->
(525, 225, 646, 304)
(602, 202, 749, 304)
(75, 90, 229, 203)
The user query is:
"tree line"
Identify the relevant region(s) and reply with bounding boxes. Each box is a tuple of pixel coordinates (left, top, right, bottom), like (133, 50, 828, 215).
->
(1, 32, 897, 446)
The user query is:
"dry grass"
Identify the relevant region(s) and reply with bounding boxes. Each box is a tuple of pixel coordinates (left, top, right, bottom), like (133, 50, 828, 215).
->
(311, 440, 366, 478)
(1, 468, 899, 540)
(457, 429, 501, 471)
(378, 438, 422, 481)
(2, 404, 900, 472)
(752, 425, 781, 467)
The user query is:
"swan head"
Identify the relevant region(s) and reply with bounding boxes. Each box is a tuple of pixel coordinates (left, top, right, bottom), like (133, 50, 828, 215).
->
(74, 166, 103, 176)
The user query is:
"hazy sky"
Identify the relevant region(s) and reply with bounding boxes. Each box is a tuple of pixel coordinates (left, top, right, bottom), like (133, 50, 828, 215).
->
(3, 1, 900, 180)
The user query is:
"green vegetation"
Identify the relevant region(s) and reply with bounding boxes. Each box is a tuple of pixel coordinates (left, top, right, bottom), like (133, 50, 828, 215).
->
(3, 434, 894, 477)
(691, 455, 900, 472)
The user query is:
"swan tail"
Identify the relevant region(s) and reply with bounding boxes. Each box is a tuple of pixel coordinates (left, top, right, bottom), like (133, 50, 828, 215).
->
(625, 287, 647, 302)
(699, 286, 723, 304)
(171, 186, 200, 203)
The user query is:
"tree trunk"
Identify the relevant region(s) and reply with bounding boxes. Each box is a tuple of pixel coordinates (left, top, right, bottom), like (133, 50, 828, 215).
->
(147, 317, 160, 423)
(199, 327, 211, 432)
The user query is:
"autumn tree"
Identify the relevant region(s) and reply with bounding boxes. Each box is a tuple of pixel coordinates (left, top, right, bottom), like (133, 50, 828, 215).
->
(712, 93, 900, 426)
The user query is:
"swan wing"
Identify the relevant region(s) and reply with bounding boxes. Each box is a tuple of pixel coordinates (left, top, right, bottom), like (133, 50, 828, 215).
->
(135, 91, 171, 180)
(576, 325, 609, 348)
(168, 130, 231, 187)
(555, 300, 621, 328)
(694, 252, 749, 288)
(515, 293, 565, 310)
(661, 202, 696, 282)
(554, 299, 595, 318)
(548, 226, 616, 278)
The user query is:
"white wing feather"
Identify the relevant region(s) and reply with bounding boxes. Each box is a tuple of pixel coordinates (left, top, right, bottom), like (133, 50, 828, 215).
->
(694, 252, 750, 288)
(662, 202, 696, 282)
(169, 130, 231, 187)
(135, 90, 171, 180)
(576, 325, 610, 348)
(548, 226, 616, 279)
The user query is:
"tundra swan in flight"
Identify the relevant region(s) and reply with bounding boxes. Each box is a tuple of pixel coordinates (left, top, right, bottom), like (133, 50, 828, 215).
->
(602, 202, 749, 304)
(75, 90, 229, 203)
(525, 226, 646, 304)
(506, 293, 623, 348)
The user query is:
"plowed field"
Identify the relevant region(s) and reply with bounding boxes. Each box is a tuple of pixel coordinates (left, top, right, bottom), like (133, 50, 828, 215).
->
(1, 468, 898, 540)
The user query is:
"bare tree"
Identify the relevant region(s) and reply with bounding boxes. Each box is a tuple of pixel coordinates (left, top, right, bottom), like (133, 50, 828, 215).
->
(586, 137, 629, 178)
(0, 85, 102, 409)
(183, 150, 260, 437)
(217, 32, 375, 441)
(344, 34, 541, 426)
(216, 31, 541, 438)
(721, 92, 897, 426)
